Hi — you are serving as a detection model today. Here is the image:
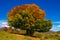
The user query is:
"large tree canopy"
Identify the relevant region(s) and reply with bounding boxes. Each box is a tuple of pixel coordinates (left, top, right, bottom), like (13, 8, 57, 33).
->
(8, 4, 52, 35)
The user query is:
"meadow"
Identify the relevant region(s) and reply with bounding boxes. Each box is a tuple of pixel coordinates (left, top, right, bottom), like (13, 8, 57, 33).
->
(0, 30, 60, 40)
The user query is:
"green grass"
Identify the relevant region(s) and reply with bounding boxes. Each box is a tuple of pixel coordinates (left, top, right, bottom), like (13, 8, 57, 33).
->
(0, 30, 23, 40)
(0, 30, 40, 40)
(33, 32, 60, 40)
(0, 30, 60, 40)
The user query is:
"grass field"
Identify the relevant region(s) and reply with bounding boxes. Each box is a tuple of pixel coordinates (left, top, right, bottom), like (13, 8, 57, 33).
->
(0, 30, 40, 40)
(0, 30, 60, 40)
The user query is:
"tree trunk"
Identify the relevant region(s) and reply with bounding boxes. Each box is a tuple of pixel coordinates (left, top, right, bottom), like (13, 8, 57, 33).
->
(26, 29, 34, 36)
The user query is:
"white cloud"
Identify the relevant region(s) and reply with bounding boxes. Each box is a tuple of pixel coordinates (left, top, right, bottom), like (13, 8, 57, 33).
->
(57, 25, 60, 27)
(0, 20, 10, 28)
(1, 22, 7, 25)
(50, 24, 60, 31)
(50, 21, 60, 31)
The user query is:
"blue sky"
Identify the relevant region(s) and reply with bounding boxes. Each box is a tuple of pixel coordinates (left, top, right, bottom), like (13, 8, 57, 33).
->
(0, 0, 60, 31)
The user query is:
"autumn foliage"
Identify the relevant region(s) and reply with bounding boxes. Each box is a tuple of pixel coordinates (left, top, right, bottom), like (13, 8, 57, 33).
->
(8, 4, 52, 35)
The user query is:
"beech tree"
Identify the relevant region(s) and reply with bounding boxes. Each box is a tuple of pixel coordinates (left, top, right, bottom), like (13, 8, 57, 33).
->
(8, 4, 52, 36)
